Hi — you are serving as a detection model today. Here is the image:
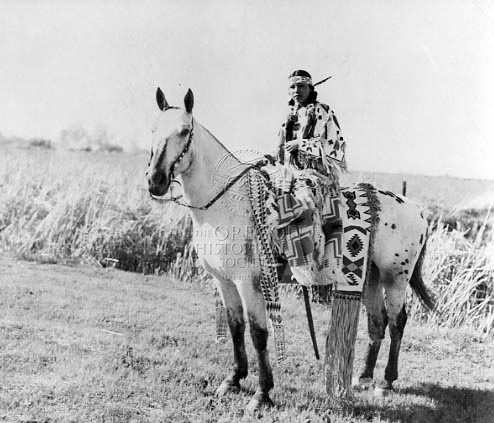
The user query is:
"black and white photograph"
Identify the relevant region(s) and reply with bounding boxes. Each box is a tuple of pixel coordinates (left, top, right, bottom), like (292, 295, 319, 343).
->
(1, 1, 493, 422)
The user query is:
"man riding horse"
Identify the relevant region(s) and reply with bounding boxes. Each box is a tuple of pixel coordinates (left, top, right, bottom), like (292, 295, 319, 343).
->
(147, 85, 433, 409)
(270, 69, 347, 288)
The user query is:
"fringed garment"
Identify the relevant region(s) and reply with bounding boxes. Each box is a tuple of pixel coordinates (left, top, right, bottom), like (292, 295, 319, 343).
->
(277, 100, 347, 177)
(273, 100, 347, 286)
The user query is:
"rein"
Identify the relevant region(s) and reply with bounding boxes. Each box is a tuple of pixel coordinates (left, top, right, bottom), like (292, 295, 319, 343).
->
(151, 163, 259, 210)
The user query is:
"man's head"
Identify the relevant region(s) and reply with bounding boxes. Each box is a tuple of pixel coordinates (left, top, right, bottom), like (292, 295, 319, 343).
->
(288, 70, 314, 105)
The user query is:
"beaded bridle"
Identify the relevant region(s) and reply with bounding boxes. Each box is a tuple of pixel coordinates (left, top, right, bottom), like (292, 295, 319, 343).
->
(149, 107, 265, 210)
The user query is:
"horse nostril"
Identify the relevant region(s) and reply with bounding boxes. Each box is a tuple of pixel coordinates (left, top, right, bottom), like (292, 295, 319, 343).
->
(148, 170, 167, 187)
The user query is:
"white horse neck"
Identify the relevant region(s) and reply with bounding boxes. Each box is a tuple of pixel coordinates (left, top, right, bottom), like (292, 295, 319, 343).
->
(178, 120, 249, 222)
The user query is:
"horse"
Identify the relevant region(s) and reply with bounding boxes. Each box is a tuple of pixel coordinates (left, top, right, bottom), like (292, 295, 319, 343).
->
(146, 88, 435, 412)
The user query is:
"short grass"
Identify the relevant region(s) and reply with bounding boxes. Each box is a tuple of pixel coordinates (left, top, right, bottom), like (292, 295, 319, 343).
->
(1, 255, 493, 423)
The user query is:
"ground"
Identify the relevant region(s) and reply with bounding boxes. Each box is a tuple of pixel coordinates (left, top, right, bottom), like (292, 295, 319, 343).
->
(0, 254, 493, 423)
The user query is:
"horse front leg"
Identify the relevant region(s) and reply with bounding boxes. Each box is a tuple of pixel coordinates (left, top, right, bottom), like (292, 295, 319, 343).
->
(214, 278, 248, 396)
(237, 276, 274, 414)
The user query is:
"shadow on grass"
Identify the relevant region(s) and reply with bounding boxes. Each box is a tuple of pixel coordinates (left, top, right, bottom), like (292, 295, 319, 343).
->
(350, 383, 494, 423)
(190, 378, 493, 422)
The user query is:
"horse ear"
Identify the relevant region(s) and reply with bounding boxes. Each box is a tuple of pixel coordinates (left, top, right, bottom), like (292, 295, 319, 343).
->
(156, 87, 169, 111)
(184, 89, 194, 114)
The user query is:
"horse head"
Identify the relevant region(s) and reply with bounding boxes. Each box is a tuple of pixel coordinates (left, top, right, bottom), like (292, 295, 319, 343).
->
(147, 87, 195, 197)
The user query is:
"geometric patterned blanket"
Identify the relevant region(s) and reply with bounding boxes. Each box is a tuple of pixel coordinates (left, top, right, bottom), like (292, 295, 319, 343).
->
(338, 183, 380, 292)
(273, 181, 379, 294)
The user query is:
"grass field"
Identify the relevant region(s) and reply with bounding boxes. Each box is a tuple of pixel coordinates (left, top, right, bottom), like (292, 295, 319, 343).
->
(1, 255, 493, 423)
(1, 141, 493, 421)
(1, 141, 492, 330)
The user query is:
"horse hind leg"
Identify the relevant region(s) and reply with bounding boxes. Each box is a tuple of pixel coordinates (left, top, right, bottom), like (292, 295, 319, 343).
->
(215, 278, 248, 397)
(380, 303, 407, 392)
(375, 270, 409, 396)
(377, 241, 433, 394)
(357, 263, 388, 391)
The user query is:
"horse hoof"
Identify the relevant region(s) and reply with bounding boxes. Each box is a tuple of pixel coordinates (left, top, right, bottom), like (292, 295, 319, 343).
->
(245, 395, 274, 415)
(215, 380, 240, 397)
(353, 377, 373, 391)
(374, 385, 393, 398)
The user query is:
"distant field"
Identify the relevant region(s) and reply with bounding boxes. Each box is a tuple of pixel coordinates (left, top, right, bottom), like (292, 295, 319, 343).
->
(342, 170, 494, 211)
(0, 141, 493, 334)
(4, 140, 494, 209)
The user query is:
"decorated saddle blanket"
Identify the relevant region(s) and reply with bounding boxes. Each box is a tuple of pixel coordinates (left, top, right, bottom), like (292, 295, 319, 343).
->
(337, 184, 379, 292)
(263, 164, 379, 293)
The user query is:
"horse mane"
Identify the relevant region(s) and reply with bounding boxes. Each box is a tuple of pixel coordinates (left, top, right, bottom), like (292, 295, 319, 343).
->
(196, 119, 243, 165)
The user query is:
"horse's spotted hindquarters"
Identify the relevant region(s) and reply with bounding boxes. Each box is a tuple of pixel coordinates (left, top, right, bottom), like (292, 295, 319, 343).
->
(357, 190, 434, 394)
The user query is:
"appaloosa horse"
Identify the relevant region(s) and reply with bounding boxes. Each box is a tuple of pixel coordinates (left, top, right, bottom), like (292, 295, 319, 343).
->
(146, 88, 435, 412)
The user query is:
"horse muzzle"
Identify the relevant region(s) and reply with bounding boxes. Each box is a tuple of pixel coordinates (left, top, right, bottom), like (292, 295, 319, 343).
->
(147, 170, 171, 197)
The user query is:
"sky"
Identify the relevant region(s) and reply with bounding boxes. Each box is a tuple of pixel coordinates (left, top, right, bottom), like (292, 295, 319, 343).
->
(1, 0, 494, 179)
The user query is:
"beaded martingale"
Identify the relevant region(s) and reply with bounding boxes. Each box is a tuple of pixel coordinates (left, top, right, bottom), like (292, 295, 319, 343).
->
(247, 169, 286, 362)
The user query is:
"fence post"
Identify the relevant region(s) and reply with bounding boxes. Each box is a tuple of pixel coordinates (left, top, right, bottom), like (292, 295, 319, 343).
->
(402, 180, 407, 197)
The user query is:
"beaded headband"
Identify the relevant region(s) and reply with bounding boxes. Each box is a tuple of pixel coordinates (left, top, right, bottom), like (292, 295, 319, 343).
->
(289, 75, 312, 86)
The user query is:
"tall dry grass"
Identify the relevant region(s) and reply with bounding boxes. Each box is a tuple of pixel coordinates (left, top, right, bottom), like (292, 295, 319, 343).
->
(0, 146, 191, 273)
(1, 144, 492, 334)
(409, 216, 494, 335)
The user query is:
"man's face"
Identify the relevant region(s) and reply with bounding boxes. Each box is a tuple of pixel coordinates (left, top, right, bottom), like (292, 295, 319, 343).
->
(289, 83, 311, 104)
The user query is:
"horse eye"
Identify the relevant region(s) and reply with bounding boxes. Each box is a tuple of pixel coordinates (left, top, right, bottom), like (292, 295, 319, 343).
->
(179, 128, 190, 137)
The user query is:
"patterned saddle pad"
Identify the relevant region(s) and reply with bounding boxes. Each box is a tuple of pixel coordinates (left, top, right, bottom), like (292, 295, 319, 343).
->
(276, 183, 377, 293)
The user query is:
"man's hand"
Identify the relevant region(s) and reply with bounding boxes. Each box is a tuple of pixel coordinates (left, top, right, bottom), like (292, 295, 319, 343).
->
(285, 140, 300, 152)
(263, 154, 277, 165)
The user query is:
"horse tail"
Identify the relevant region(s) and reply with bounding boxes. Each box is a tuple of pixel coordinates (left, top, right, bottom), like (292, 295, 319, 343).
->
(409, 238, 435, 311)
